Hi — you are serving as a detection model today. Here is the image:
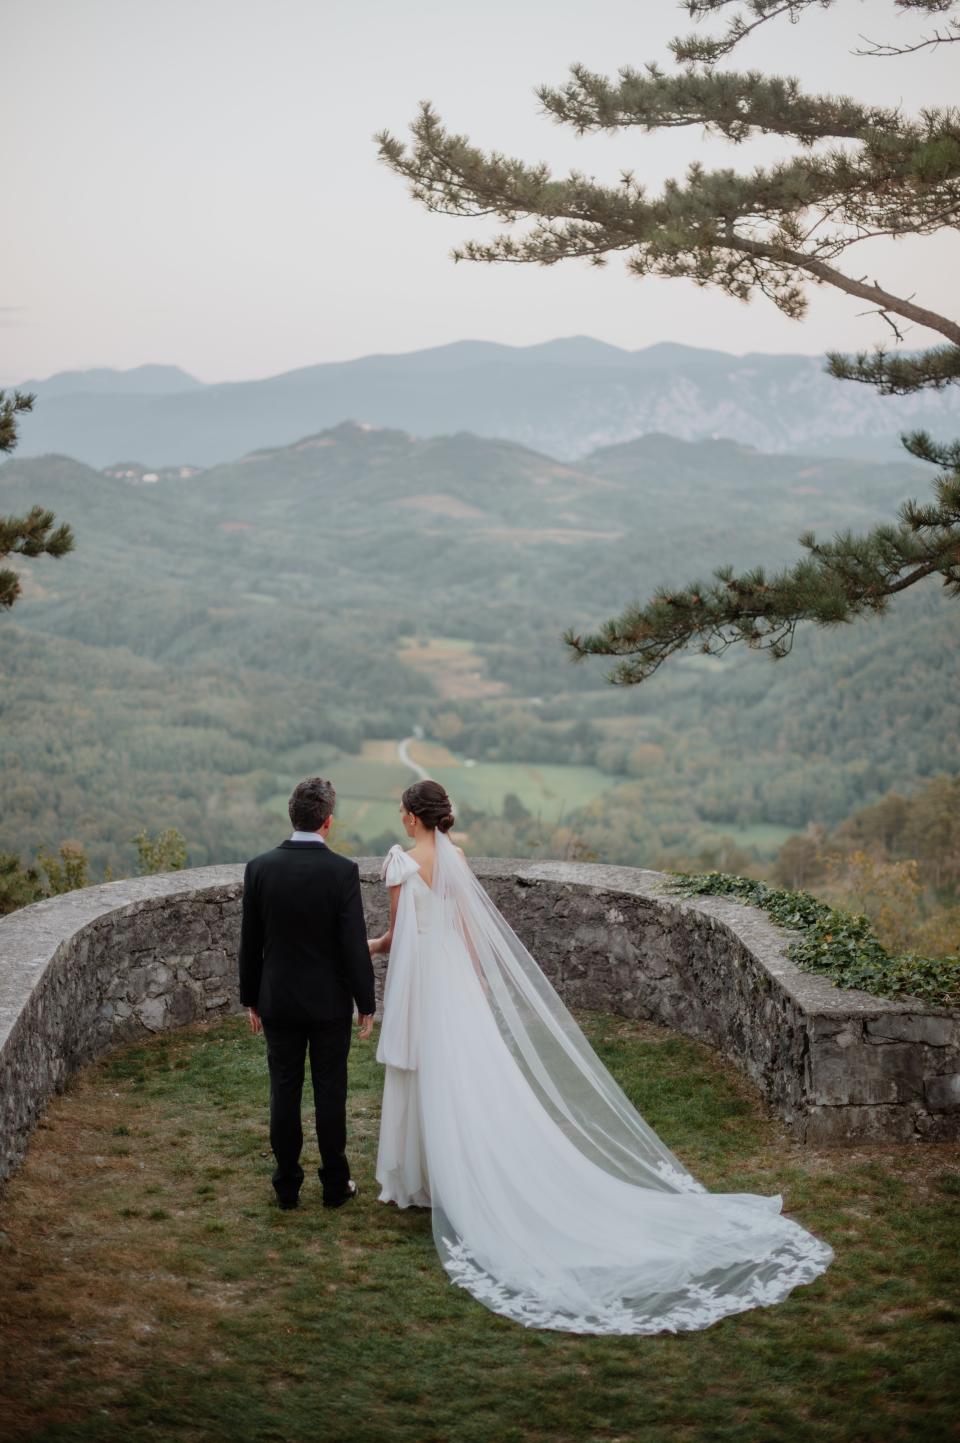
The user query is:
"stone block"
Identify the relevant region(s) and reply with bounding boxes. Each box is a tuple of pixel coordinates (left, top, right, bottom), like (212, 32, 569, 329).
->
(915, 1110, 960, 1141)
(121, 966, 153, 1002)
(145, 963, 174, 997)
(190, 949, 230, 980)
(807, 1040, 927, 1105)
(803, 1104, 920, 1144)
(865, 1015, 958, 1047)
(136, 996, 167, 1032)
(168, 985, 200, 1027)
(924, 1073, 960, 1111)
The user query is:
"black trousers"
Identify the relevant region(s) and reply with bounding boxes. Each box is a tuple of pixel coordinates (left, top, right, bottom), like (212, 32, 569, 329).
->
(262, 1018, 353, 1203)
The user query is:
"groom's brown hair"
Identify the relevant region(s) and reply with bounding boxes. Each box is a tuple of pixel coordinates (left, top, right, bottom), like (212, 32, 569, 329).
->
(288, 777, 336, 831)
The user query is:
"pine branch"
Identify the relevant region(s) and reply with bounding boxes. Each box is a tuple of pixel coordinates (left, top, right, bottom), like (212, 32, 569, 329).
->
(375, 1, 960, 687)
(856, 22, 960, 57)
(0, 506, 76, 610)
(673, 2, 812, 66)
(826, 344, 960, 391)
(673, 1, 960, 66)
(565, 462, 960, 684)
(377, 103, 960, 344)
(901, 427, 960, 467)
(731, 237, 960, 345)
(0, 390, 35, 454)
(1, 390, 75, 611)
(538, 63, 892, 143)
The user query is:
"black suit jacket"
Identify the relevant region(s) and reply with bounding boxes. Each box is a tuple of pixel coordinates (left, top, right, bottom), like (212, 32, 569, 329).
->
(238, 840, 376, 1025)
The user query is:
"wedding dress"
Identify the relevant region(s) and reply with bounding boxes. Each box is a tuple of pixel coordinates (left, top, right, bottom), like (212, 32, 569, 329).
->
(374, 831, 832, 1334)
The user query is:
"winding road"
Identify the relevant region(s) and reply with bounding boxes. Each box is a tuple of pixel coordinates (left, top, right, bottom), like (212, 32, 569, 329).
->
(398, 736, 458, 820)
(398, 736, 430, 781)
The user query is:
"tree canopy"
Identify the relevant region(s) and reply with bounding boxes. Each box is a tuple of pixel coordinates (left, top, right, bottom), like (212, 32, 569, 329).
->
(377, 0, 960, 682)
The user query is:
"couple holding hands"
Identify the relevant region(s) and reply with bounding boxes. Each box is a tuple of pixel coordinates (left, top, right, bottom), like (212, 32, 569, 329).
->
(239, 775, 831, 1335)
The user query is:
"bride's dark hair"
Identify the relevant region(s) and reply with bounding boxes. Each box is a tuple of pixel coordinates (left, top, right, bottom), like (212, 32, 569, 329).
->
(402, 779, 455, 833)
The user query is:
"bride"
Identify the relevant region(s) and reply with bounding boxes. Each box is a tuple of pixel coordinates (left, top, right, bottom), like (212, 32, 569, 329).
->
(367, 779, 832, 1335)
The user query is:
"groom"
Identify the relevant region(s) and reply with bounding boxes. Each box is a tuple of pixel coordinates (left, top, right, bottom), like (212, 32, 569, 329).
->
(238, 776, 376, 1210)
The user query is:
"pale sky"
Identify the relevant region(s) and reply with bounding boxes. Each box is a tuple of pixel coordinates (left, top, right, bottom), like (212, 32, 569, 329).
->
(4, 0, 957, 383)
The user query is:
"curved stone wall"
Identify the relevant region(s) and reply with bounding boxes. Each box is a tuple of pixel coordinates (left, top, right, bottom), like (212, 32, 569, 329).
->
(1, 858, 958, 1183)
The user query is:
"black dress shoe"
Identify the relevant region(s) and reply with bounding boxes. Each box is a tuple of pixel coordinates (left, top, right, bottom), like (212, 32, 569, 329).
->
(323, 1180, 359, 1209)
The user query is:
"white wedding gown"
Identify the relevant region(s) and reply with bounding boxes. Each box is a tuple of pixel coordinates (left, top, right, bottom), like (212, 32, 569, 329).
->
(375, 832, 832, 1334)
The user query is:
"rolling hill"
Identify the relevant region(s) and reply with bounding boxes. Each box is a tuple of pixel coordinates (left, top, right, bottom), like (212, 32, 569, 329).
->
(1, 423, 956, 874)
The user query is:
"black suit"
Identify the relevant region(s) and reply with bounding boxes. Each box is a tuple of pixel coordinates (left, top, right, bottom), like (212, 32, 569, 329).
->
(239, 839, 376, 1204)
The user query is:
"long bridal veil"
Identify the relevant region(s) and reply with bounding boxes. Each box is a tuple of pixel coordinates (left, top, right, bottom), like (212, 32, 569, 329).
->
(413, 829, 832, 1334)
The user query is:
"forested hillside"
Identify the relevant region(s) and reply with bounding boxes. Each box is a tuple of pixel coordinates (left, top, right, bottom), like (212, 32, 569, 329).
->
(1, 423, 955, 877)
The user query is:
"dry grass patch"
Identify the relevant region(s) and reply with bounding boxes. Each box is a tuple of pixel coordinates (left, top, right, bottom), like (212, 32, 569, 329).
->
(390, 494, 486, 521)
(397, 638, 506, 700)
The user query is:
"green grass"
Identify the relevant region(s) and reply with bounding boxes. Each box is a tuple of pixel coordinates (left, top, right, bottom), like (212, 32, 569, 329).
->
(267, 750, 619, 844)
(3, 1015, 957, 1443)
(705, 822, 796, 857)
(428, 759, 618, 825)
(265, 755, 411, 846)
(333, 798, 406, 842)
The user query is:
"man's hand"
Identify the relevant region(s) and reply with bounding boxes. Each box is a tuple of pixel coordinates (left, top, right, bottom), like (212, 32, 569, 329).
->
(357, 1013, 375, 1041)
(248, 1007, 263, 1035)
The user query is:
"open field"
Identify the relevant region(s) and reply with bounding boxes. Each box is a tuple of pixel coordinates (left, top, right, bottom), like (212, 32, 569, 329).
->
(266, 740, 621, 844)
(706, 823, 797, 857)
(397, 637, 507, 701)
(406, 741, 619, 826)
(265, 742, 413, 845)
(1, 1015, 957, 1443)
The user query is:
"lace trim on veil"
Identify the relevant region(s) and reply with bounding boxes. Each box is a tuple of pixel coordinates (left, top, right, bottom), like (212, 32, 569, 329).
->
(439, 1227, 833, 1335)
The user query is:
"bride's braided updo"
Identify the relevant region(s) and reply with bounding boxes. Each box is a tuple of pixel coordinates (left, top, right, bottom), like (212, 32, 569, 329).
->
(402, 779, 455, 833)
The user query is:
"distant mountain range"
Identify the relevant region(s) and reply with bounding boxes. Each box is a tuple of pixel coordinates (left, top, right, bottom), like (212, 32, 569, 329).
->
(19, 363, 204, 398)
(13, 337, 960, 468)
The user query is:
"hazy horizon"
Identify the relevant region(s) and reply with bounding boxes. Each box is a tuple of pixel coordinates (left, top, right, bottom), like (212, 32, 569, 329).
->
(5, 0, 958, 386)
(14, 333, 859, 389)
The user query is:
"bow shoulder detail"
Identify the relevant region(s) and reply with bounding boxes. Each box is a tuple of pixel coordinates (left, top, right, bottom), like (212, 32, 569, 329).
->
(381, 844, 422, 888)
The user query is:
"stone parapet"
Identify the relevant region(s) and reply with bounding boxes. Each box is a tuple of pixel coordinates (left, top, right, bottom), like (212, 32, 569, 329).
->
(1, 858, 957, 1182)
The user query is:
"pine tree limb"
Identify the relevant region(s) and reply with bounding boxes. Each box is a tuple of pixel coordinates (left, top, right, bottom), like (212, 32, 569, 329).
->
(0, 499, 75, 611)
(538, 63, 893, 143)
(826, 345, 960, 391)
(855, 23, 960, 58)
(0, 390, 34, 455)
(672, 1, 960, 66)
(377, 103, 960, 344)
(565, 454, 960, 684)
(1, 389, 75, 610)
(375, 1, 960, 686)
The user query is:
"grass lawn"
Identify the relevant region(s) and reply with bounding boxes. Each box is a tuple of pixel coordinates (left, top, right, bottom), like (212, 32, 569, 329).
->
(406, 742, 619, 826)
(2, 1015, 958, 1443)
(266, 741, 620, 843)
(705, 823, 797, 858)
(266, 743, 413, 846)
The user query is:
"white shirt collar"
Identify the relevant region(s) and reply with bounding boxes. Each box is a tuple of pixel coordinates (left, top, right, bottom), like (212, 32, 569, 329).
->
(290, 830, 327, 844)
